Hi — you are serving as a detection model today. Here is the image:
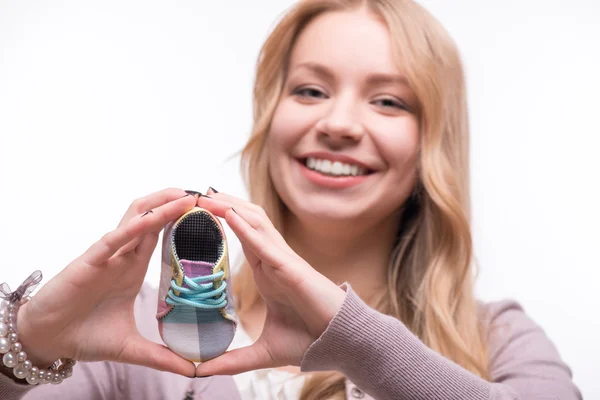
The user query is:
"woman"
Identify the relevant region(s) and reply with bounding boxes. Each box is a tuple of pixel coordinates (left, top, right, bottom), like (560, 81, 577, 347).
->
(0, 0, 582, 399)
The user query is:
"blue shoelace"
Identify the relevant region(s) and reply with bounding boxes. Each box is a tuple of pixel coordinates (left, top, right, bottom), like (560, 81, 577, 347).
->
(166, 270, 227, 309)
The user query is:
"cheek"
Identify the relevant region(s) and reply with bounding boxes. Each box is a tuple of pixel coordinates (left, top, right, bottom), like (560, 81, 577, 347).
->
(375, 116, 420, 170)
(268, 99, 315, 152)
(266, 100, 310, 191)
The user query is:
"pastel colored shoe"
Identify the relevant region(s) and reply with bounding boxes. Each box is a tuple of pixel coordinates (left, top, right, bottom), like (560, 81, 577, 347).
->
(156, 206, 237, 362)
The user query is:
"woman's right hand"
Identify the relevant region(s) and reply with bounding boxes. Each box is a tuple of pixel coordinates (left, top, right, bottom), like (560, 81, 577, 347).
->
(13, 188, 197, 377)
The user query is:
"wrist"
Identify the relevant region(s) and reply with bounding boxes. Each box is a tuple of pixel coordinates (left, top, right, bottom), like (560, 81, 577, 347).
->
(15, 303, 56, 369)
(1, 271, 77, 386)
(304, 273, 347, 341)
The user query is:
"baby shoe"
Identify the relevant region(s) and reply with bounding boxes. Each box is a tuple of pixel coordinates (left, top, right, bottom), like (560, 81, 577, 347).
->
(156, 206, 237, 362)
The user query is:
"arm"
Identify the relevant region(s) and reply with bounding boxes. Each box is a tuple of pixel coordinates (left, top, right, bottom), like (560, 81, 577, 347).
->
(0, 361, 122, 400)
(300, 284, 582, 400)
(0, 283, 189, 400)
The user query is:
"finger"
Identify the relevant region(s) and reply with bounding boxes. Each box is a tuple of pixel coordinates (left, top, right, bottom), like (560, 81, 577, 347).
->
(195, 196, 237, 219)
(195, 344, 276, 377)
(237, 238, 261, 270)
(199, 195, 287, 247)
(114, 237, 142, 257)
(134, 231, 160, 258)
(197, 192, 269, 223)
(118, 188, 191, 227)
(116, 189, 195, 254)
(84, 194, 194, 265)
(200, 191, 253, 211)
(119, 335, 196, 378)
(224, 209, 288, 270)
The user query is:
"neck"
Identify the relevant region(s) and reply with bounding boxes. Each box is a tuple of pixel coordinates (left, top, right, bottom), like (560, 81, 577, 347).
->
(284, 212, 399, 305)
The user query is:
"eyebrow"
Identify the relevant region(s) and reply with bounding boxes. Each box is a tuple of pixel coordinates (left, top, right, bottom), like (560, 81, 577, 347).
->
(292, 61, 409, 86)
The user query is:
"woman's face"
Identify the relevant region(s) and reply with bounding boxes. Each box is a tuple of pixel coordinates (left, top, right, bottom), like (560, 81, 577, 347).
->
(267, 9, 420, 228)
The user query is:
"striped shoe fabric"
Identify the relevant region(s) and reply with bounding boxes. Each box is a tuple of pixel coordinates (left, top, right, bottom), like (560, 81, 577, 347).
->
(156, 207, 237, 362)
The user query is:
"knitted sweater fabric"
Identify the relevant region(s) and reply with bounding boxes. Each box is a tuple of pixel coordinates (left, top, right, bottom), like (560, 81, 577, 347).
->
(0, 283, 582, 400)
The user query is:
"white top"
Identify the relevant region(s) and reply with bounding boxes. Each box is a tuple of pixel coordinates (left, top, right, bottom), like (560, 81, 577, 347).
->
(229, 324, 306, 400)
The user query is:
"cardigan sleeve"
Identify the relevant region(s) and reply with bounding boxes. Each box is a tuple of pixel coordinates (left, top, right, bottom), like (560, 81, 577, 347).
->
(300, 283, 582, 400)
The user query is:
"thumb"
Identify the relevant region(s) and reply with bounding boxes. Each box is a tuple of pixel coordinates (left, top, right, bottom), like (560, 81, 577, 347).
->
(195, 344, 276, 377)
(118, 335, 196, 378)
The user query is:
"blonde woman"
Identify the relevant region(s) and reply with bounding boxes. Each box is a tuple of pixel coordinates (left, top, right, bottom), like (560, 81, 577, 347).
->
(0, 1, 582, 399)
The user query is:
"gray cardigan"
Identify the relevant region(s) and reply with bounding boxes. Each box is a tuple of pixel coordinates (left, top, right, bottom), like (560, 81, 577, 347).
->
(0, 283, 582, 400)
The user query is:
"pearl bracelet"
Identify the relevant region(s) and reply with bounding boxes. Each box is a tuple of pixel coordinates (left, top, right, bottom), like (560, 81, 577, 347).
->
(0, 271, 76, 385)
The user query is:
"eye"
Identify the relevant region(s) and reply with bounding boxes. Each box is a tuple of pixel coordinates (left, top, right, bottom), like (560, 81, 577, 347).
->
(372, 97, 408, 110)
(293, 87, 327, 99)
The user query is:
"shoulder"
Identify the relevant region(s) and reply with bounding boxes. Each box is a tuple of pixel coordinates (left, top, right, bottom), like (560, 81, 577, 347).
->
(476, 299, 548, 363)
(476, 299, 547, 352)
(475, 298, 577, 389)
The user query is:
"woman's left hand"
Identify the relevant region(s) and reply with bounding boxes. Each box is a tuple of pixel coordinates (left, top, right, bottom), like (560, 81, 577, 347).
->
(194, 191, 346, 376)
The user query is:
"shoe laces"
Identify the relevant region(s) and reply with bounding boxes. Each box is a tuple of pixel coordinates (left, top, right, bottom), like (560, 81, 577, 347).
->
(166, 270, 227, 309)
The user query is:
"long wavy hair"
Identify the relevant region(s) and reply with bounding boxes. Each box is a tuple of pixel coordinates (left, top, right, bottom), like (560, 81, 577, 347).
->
(232, 0, 490, 398)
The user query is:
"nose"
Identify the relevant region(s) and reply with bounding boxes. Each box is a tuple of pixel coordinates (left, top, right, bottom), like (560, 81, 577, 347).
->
(315, 95, 365, 146)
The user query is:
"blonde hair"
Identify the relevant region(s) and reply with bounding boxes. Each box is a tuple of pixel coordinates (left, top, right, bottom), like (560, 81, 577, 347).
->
(232, 0, 490, 398)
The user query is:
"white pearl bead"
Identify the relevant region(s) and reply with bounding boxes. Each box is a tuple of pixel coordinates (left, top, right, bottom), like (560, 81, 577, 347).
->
(26, 374, 40, 385)
(10, 342, 22, 353)
(7, 303, 16, 311)
(0, 322, 8, 337)
(22, 360, 32, 370)
(8, 333, 18, 343)
(37, 369, 46, 380)
(0, 338, 10, 354)
(50, 372, 62, 384)
(30, 366, 39, 377)
(3, 352, 17, 368)
(17, 351, 27, 363)
(13, 363, 30, 379)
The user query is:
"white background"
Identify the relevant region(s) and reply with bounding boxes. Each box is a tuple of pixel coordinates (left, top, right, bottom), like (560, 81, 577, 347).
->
(0, 1, 598, 397)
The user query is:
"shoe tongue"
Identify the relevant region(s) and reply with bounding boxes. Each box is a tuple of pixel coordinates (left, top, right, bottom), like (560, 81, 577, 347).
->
(180, 259, 215, 285)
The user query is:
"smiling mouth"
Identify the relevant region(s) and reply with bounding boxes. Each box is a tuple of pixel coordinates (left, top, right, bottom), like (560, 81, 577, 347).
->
(301, 157, 373, 177)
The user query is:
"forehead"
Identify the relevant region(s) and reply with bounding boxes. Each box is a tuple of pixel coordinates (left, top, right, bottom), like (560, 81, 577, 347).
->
(288, 9, 401, 78)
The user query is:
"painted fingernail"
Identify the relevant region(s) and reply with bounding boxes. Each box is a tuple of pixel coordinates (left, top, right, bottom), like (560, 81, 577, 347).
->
(200, 194, 212, 199)
(180, 193, 191, 198)
(185, 190, 202, 197)
(141, 210, 154, 217)
(207, 186, 219, 194)
(231, 207, 237, 214)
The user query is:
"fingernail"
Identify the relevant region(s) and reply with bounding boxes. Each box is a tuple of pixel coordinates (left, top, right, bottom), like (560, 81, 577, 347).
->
(185, 190, 202, 197)
(196, 375, 213, 378)
(141, 210, 154, 217)
(231, 208, 237, 214)
(180, 193, 191, 198)
(200, 194, 212, 199)
(207, 186, 219, 194)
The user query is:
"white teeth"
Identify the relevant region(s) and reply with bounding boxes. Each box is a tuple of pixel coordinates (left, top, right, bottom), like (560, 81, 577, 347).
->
(331, 161, 343, 175)
(304, 157, 368, 177)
